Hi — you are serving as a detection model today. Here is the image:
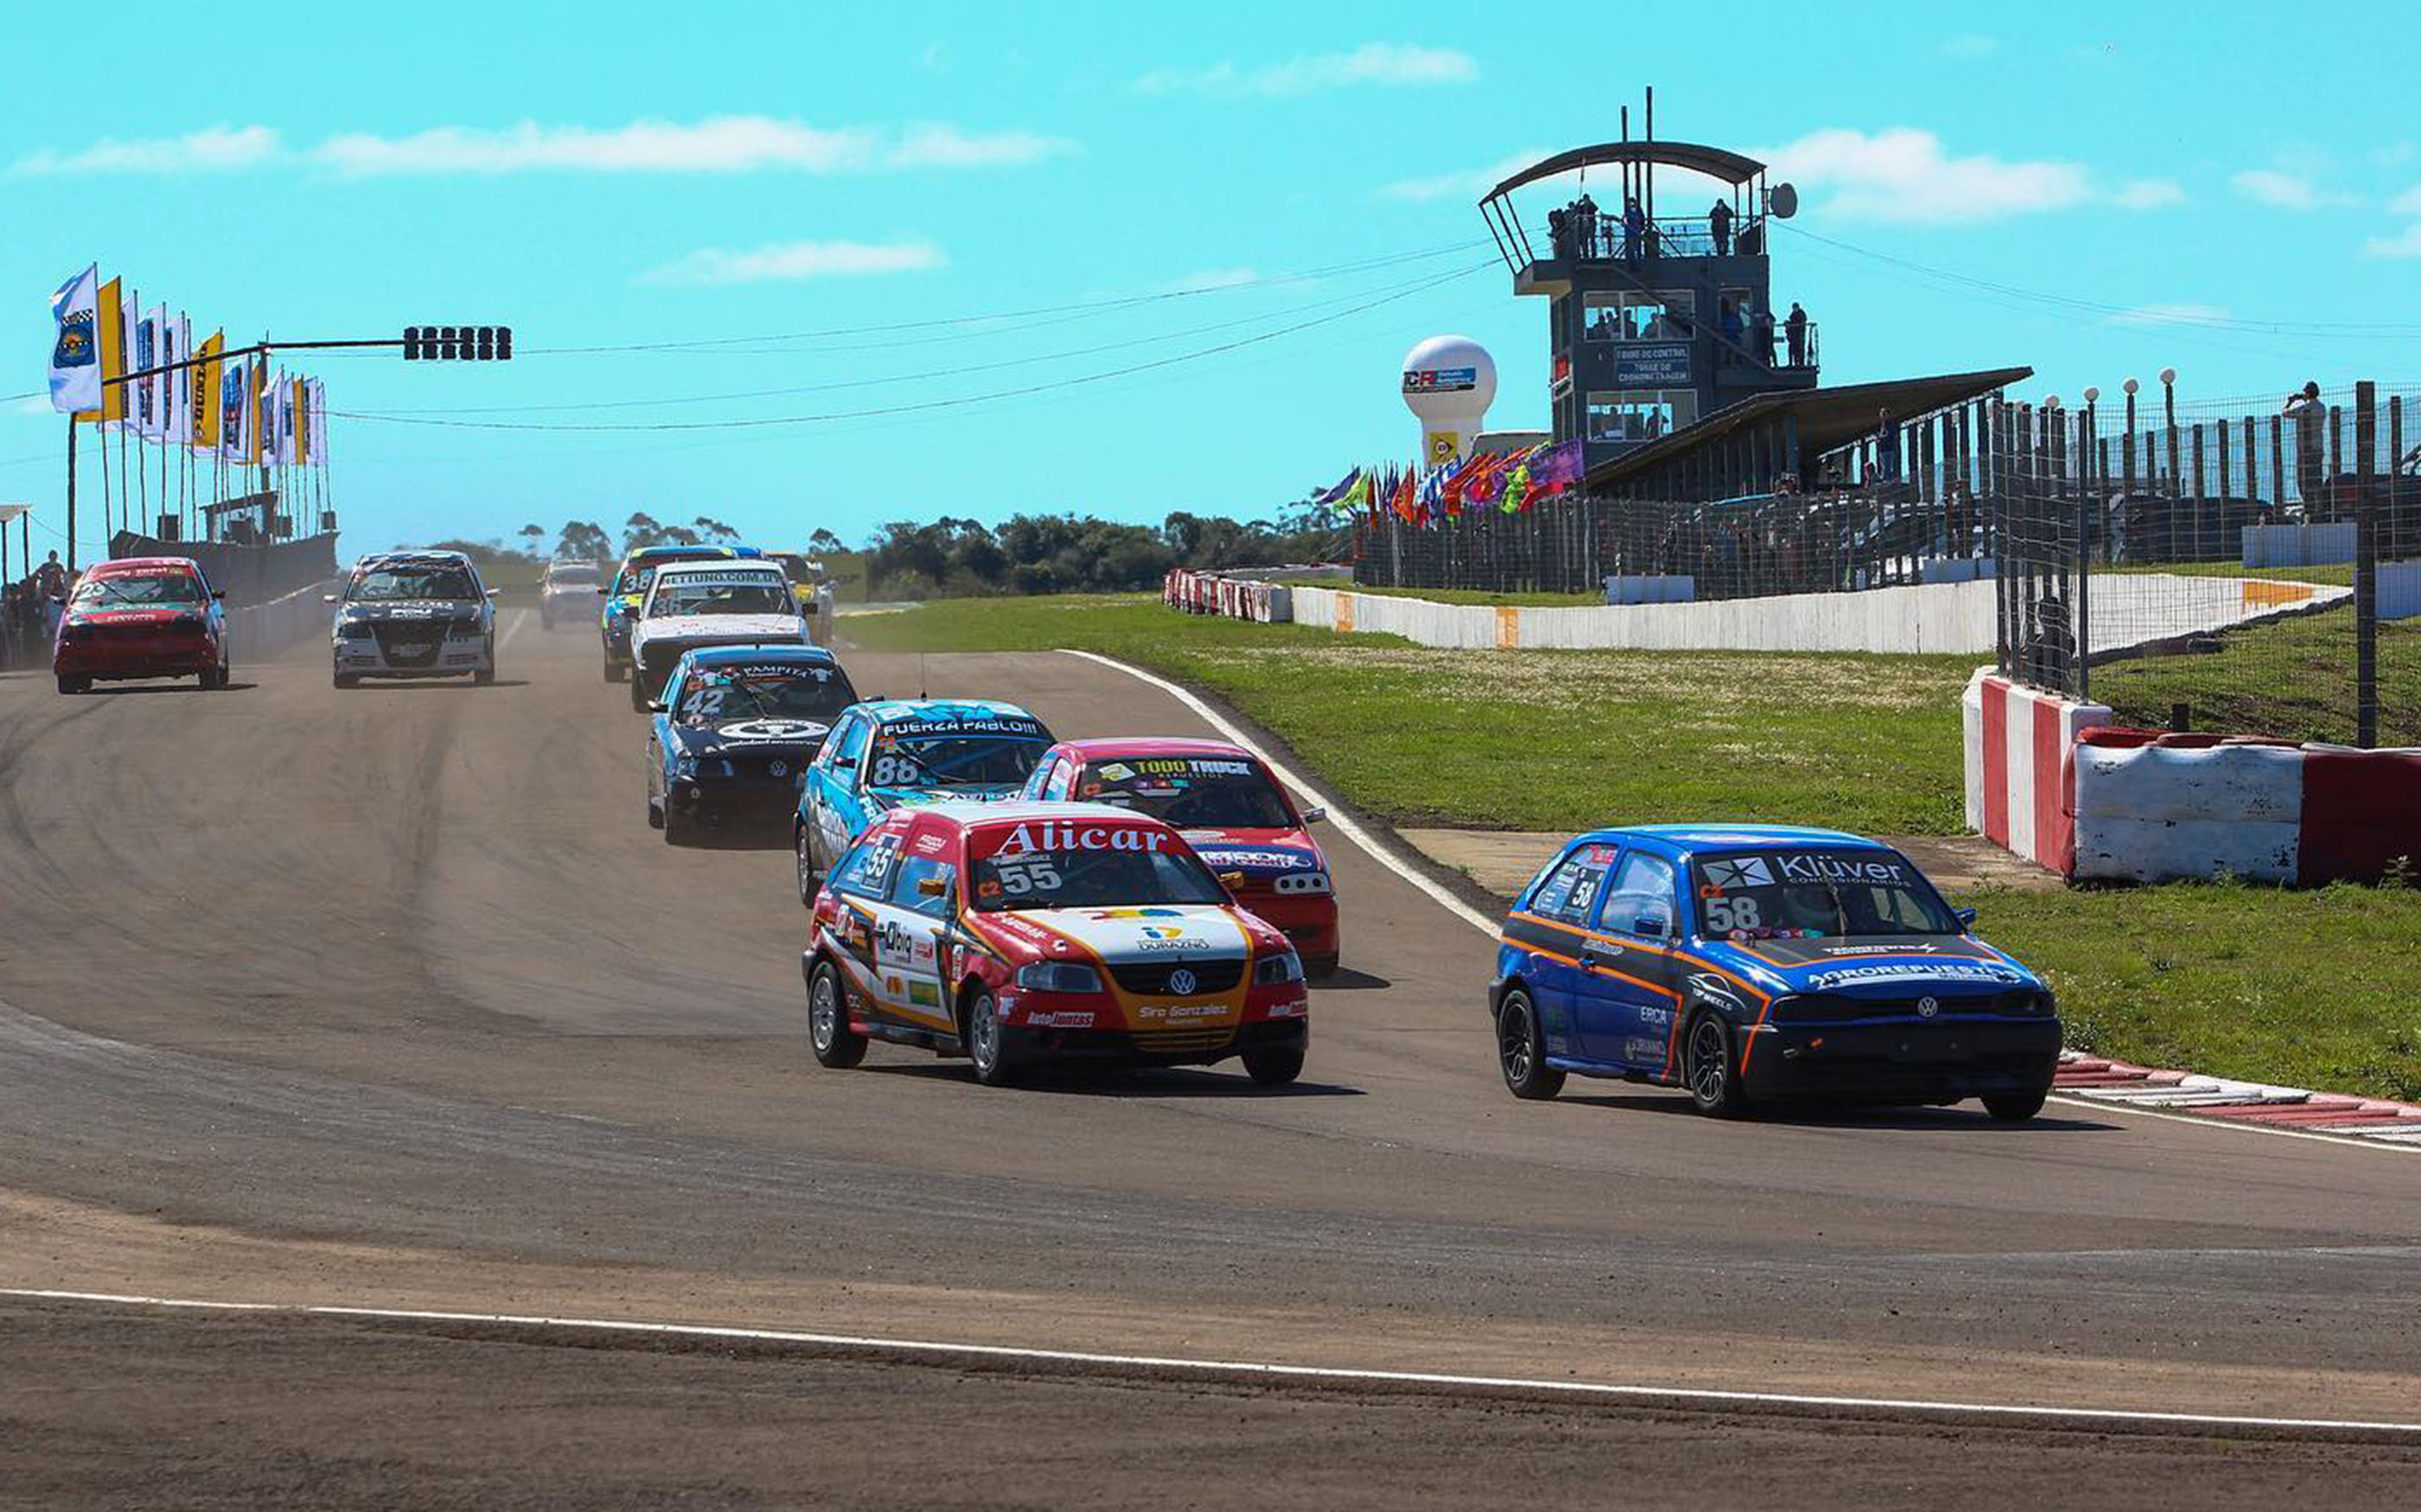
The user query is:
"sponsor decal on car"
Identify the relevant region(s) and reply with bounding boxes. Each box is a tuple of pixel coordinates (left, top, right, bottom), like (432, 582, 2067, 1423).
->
(1025, 1010, 1095, 1029)
(1806, 961, 2026, 990)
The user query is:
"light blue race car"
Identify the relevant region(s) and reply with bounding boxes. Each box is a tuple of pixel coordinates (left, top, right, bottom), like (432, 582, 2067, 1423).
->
(791, 698, 1056, 904)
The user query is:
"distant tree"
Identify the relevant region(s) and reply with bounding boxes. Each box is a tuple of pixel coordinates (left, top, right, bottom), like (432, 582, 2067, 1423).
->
(623, 512, 665, 553)
(693, 515, 738, 544)
(808, 527, 845, 556)
(556, 520, 612, 562)
(518, 524, 545, 547)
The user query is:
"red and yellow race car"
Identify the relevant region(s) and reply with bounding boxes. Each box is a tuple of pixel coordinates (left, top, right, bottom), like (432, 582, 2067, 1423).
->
(801, 801, 1310, 1087)
(1019, 737, 1340, 977)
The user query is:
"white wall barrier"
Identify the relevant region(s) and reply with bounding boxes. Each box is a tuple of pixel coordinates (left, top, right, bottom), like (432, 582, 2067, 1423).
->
(1960, 669, 2112, 872)
(225, 578, 340, 664)
(1162, 570, 1293, 624)
(2241, 521, 2355, 568)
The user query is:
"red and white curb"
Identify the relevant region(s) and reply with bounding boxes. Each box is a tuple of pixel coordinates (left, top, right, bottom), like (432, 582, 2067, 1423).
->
(2055, 1051, 2421, 1146)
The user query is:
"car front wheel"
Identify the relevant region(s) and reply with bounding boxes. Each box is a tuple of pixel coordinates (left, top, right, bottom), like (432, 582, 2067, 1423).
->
(1983, 1088, 2048, 1123)
(965, 990, 1020, 1087)
(1684, 1011, 1751, 1119)
(794, 826, 821, 906)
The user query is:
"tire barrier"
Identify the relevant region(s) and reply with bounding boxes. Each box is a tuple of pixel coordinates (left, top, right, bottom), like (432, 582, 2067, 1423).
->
(1961, 670, 2112, 874)
(2068, 729, 2421, 885)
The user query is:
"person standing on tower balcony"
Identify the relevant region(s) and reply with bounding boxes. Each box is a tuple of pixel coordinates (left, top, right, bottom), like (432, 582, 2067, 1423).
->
(1753, 305, 1777, 366)
(1709, 198, 1734, 257)
(1622, 197, 1645, 262)
(1785, 302, 1809, 367)
(1574, 193, 1599, 258)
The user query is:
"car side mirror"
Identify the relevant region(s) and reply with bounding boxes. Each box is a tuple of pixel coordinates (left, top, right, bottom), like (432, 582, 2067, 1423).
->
(1300, 806, 1327, 825)
(646, 699, 667, 713)
(323, 593, 338, 603)
(486, 588, 501, 598)
(210, 590, 226, 600)
(1955, 906, 1978, 928)
(917, 875, 949, 898)
(596, 586, 609, 596)
(1219, 871, 1247, 890)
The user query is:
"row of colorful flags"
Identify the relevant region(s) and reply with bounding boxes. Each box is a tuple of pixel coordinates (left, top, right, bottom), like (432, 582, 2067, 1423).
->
(1312, 439, 1587, 526)
(45, 263, 328, 468)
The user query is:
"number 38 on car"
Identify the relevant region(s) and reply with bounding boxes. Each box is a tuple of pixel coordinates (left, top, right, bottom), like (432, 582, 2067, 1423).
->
(801, 801, 1310, 1088)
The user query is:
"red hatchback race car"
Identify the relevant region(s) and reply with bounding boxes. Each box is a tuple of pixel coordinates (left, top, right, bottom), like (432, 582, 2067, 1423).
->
(53, 556, 231, 694)
(1019, 737, 1339, 977)
(801, 801, 1311, 1087)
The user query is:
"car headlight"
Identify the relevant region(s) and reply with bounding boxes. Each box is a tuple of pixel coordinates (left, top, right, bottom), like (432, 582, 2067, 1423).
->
(1254, 952, 1304, 986)
(1273, 871, 1332, 896)
(338, 621, 373, 639)
(673, 754, 699, 778)
(1015, 962, 1102, 994)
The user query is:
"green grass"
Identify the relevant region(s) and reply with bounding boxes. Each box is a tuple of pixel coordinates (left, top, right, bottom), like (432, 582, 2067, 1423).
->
(845, 594, 1977, 834)
(2092, 606, 2421, 745)
(1274, 578, 1607, 607)
(847, 592, 2421, 1102)
(1961, 879, 2421, 1102)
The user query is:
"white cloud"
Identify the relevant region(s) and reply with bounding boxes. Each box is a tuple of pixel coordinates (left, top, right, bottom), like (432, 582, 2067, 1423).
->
(9, 124, 278, 175)
(8, 394, 58, 417)
(2109, 177, 2185, 210)
(1137, 42, 1476, 99)
(2388, 184, 2421, 214)
(1760, 127, 2093, 224)
(885, 122, 1076, 169)
(2108, 303, 2232, 329)
(2362, 223, 2421, 258)
(639, 239, 946, 286)
(2228, 167, 2353, 210)
(1377, 149, 1549, 202)
(1939, 33, 1998, 57)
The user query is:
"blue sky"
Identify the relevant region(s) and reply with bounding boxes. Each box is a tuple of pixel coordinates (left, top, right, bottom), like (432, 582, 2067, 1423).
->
(6, 0, 2420, 559)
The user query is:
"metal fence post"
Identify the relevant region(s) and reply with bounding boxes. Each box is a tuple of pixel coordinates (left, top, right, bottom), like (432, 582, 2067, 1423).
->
(2355, 381, 2379, 750)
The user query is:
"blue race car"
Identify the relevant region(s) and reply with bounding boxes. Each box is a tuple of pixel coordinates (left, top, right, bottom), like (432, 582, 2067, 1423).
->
(646, 645, 859, 844)
(599, 544, 763, 685)
(1489, 825, 2060, 1120)
(791, 699, 1056, 904)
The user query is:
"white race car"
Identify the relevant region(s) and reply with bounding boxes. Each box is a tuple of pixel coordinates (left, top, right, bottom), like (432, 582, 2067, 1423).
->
(627, 559, 812, 711)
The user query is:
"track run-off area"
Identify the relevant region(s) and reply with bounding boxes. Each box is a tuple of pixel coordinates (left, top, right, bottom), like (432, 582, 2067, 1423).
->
(3, 609, 2419, 1505)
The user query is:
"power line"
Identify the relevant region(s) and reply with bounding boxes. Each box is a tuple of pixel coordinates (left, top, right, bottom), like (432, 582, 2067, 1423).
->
(1774, 222, 2421, 339)
(521, 239, 1497, 356)
(334, 262, 1485, 434)
(374, 263, 1474, 416)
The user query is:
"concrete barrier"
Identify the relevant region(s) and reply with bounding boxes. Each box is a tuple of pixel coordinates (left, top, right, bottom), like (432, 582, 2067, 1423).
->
(2242, 521, 2355, 568)
(1962, 669, 2111, 873)
(2067, 730, 2421, 884)
(225, 578, 339, 665)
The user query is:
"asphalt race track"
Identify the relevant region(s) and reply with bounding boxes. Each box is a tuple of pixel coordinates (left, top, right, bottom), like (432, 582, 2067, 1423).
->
(3, 609, 2418, 1507)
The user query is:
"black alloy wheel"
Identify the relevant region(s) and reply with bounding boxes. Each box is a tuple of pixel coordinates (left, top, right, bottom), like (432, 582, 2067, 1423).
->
(1685, 1011, 1750, 1119)
(1496, 988, 1565, 1101)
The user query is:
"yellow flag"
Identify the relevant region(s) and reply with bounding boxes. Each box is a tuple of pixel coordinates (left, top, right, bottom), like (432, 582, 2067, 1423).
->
(293, 379, 310, 465)
(77, 277, 126, 423)
(189, 332, 224, 451)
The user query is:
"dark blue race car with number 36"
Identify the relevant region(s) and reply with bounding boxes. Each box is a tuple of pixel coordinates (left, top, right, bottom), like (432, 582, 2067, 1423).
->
(1490, 825, 2060, 1121)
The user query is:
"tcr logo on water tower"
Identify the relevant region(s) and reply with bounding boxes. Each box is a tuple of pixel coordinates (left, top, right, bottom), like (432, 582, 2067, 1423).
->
(1402, 367, 1478, 392)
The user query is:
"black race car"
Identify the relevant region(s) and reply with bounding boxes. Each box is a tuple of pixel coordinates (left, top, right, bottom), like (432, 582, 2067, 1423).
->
(647, 644, 860, 843)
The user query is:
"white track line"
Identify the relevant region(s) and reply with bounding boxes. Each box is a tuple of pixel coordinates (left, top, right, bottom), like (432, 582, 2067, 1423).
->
(6, 1286, 2417, 1439)
(1057, 650, 1498, 936)
(1064, 649, 2399, 1155)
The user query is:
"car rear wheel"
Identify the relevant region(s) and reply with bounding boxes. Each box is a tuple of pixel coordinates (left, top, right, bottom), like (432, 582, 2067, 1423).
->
(1304, 953, 1341, 981)
(1684, 1011, 1751, 1119)
(604, 660, 626, 684)
(55, 674, 89, 696)
(807, 960, 867, 1069)
(661, 801, 692, 845)
(333, 671, 360, 690)
(1496, 988, 1565, 1101)
(965, 990, 1020, 1087)
(1983, 1088, 2048, 1123)
(1242, 1043, 1305, 1086)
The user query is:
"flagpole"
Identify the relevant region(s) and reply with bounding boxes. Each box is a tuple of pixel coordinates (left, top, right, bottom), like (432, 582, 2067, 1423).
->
(64, 417, 78, 575)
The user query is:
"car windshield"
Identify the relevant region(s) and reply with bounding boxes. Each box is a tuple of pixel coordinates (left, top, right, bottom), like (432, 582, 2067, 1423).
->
(73, 572, 202, 607)
(972, 845, 1228, 912)
(1077, 756, 1294, 829)
(1691, 849, 1960, 939)
(677, 665, 857, 723)
(868, 726, 1048, 789)
(547, 565, 598, 585)
(647, 576, 790, 617)
(348, 565, 477, 601)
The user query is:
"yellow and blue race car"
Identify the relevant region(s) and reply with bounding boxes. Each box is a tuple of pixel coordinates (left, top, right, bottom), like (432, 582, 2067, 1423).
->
(1490, 825, 2059, 1120)
(597, 545, 762, 684)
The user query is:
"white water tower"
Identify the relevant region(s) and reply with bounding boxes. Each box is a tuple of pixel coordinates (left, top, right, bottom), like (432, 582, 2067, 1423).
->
(1400, 335, 1497, 467)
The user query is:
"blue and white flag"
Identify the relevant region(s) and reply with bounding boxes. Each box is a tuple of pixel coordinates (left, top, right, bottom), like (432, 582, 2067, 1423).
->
(47, 264, 101, 413)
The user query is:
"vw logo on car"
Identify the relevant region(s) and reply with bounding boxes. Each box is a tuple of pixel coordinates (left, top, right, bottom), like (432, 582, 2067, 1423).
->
(1917, 996, 1939, 1018)
(1168, 968, 1198, 997)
